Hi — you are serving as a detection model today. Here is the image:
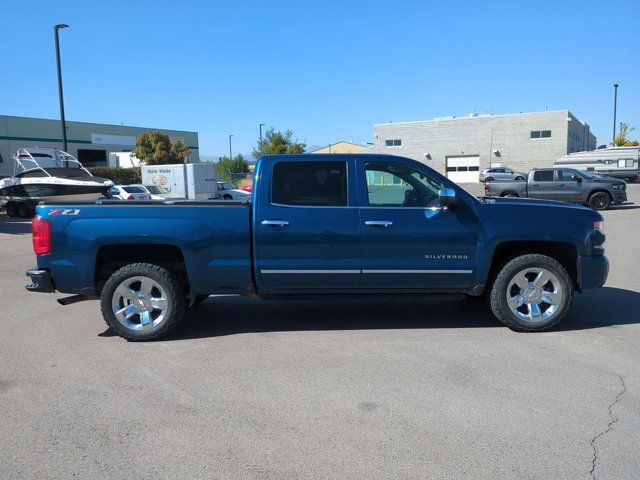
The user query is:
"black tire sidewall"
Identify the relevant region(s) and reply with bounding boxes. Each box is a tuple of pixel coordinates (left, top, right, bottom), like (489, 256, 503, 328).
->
(490, 254, 572, 331)
(589, 192, 611, 210)
(100, 263, 185, 341)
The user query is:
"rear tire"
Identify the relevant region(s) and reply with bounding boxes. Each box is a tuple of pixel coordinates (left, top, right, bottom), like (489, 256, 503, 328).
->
(6, 201, 17, 217)
(18, 202, 31, 218)
(100, 263, 186, 341)
(515, 176, 525, 181)
(501, 191, 519, 198)
(489, 254, 572, 332)
(588, 192, 611, 211)
(223, 194, 232, 200)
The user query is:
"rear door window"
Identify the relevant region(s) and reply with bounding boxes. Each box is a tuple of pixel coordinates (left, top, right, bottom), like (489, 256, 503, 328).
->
(533, 170, 555, 182)
(272, 161, 348, 206)
(123, 186, 145, 193)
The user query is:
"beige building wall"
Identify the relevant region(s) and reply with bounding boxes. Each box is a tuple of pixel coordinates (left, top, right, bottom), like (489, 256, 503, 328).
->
(310, 141, 365, 154)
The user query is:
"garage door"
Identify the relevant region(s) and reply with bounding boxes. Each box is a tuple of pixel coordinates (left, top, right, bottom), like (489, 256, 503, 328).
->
(446, 156, 480, 183)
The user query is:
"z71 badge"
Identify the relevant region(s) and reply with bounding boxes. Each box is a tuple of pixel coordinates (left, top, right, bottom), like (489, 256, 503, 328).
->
(49, 208, 80, 216)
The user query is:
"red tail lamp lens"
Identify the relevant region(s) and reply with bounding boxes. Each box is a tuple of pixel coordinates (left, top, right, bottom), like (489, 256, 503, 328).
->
(32, 217, 52, 255)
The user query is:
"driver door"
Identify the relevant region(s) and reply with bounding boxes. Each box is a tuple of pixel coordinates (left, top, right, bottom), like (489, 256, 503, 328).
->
(357, 159, 478, 289)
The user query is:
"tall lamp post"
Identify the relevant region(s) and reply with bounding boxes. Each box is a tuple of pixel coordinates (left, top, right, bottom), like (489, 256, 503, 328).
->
(259, 123, 266, 155)
(228, 134, 234, 160)
(612, 83, 619, 143)
(54, 24, 69, 152)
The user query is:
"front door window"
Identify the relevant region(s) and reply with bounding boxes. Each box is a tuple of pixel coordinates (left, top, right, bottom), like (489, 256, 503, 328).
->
(365, 162, 442, 208)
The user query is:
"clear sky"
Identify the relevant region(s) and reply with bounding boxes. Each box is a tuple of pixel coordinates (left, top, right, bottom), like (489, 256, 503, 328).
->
(1, 0, 638, 157)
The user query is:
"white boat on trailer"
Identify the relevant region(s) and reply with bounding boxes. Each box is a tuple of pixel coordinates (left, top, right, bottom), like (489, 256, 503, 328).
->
(0, 148, 114, 217)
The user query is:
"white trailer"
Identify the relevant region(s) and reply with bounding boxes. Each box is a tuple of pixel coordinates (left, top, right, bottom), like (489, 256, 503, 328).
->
(140, 164, 219, 199)
(554, 147, 639, 182)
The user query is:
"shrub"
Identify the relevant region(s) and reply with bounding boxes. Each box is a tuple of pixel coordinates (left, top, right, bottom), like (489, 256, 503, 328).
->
(88, 167, 141, 185)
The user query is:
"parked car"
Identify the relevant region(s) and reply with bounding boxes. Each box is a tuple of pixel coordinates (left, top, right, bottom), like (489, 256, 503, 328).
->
(105, 185, 152, 201)
(484, 168, 626, 210)
(480, 167, 526, 182)
(129, 184, 170, 200)
(27, 154, 608, 341)
(217, 181, 251, 200)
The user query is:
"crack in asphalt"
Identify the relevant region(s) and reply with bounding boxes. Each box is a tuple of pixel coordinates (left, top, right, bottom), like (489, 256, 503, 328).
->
(589, 374, 627, 480)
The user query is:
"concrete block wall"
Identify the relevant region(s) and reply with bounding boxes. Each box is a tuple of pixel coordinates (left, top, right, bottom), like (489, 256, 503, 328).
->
(368, 110, 595, 177)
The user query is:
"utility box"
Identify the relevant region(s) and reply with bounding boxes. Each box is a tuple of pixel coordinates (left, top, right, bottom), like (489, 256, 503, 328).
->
(140, 164, 219, 199)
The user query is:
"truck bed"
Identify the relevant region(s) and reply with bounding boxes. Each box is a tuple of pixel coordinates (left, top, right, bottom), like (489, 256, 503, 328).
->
(34, 200, 254, 296)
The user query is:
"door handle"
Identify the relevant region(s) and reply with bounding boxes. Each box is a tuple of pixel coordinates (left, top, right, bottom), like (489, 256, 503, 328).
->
(365, 220, 393, 227)
(261, 219, 290, 227)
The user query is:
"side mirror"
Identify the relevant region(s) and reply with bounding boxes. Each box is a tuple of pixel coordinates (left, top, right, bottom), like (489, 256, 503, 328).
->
(576, 176, 583, 183)
(438, 188, 460, 208)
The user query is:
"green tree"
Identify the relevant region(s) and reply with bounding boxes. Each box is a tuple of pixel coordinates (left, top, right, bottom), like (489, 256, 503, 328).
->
(253, 128, 306, 158)
(133, 131, 190, 165)
(217, 154, 249, 183)
(613, 123, 639, 147)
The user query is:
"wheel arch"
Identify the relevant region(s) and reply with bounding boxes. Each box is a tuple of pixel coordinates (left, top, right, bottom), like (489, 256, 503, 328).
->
(500, 190, 520, 197)
(487, 241, 578, 290)
(95, 243, 189, 295)
(587, 189, 613, 201)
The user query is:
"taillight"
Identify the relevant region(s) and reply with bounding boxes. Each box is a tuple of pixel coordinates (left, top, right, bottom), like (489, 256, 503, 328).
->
(484, 182, 490, 196)
(32, 217, 52, 255)
(127, 195, 134, 200)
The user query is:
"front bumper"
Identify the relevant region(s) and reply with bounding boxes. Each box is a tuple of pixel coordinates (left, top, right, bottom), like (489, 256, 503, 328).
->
(577, 255, 609, 290)
(25, 269, 55, 293)
(612, 191, 627, 204)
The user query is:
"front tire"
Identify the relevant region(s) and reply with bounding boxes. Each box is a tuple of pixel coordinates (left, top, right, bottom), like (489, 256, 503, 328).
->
(588, 192, 611, 210)
(489, 254, 572, 332)
(484, 177, 494, 182)
(100, 263, 186, 341)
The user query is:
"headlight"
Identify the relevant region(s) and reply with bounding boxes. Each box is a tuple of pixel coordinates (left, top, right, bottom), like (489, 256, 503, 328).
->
(612, 183, 625, 190)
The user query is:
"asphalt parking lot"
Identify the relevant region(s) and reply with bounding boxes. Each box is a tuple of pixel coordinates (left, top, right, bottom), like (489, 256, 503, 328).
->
(1, 186, 639, 480)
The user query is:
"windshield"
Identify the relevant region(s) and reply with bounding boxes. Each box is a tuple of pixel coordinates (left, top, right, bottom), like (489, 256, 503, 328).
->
(574, 169, 595, 180)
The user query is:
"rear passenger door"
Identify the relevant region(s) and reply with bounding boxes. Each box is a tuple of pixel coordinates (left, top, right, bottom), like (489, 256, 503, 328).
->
(529, 170, 557, 199)
(254, 159, 362, 291)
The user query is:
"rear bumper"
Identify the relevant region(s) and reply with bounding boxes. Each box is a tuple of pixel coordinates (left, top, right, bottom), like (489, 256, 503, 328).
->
(25, 269, 55, 293)
(577, 255, 609, 290)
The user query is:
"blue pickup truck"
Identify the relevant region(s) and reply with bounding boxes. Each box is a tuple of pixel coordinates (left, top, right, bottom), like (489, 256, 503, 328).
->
(26, 154, 609, 340)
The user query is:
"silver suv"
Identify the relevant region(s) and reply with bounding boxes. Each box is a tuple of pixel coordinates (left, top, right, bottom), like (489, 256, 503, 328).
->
(480, 167, 526, 182)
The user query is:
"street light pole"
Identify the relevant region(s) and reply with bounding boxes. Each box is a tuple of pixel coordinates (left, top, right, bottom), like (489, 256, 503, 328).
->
(228, 134, 234, 160)
(54, 24, 69, 152)
(612, 83, 619, 143)
(259, 123, 265, 155)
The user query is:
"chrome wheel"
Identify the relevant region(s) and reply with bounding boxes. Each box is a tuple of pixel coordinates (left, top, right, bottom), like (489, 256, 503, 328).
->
(111, 276, 169, 331)
(506, 267, 563, 323)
